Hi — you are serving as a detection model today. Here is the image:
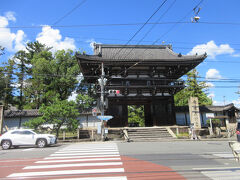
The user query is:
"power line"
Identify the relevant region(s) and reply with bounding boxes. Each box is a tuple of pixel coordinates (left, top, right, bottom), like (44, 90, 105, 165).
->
(52, 0, 88, 26)
(4, 21, 240, 29)
(111, 0, 169, 60)
(3, 71, 240, 83)
(121, 0, 177, 60)
(112, 0, 204, 77)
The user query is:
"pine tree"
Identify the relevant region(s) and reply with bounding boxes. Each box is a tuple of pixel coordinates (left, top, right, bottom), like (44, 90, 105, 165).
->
(174, 69, 212, 106)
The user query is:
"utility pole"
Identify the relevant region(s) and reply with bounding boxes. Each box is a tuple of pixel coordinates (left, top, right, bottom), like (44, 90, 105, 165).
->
(98, 63, 107, 141)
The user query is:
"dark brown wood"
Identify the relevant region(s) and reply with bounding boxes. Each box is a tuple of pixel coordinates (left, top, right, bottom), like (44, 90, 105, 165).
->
(76, 44, 206, 127)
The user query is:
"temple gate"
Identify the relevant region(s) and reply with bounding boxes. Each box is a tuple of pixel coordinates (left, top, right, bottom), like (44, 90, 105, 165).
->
(76, 44, 206, 127)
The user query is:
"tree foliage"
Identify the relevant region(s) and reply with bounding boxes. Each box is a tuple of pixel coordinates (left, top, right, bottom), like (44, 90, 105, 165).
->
(0, 59, 15, 108)
(128, 105, 145, 127)
(174, 69, 212, 106)
(24, 96, 80, 138)
(9, 41, 81, 109)
(76, 94, 95, 113)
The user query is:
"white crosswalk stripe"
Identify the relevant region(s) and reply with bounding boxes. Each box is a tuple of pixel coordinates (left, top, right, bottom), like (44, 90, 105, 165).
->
(51, 177, 127, 180)
(193, 152, 240, 180)
(44, 154, 120, 160)
(7, 142, 127, 179)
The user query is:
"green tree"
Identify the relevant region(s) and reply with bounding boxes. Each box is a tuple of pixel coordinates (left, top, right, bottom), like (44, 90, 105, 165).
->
(174, 69, 212, 106)
(128, 105, 145, 127)
(25, 48, 80, 108)
(76, 94, 95, 112)
(0, 59, 15, 109)
(14, 50, 29, 110)
(24, 96, 80, 138)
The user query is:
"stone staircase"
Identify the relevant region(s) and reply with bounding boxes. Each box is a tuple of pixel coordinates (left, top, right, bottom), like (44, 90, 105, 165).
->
(125, 127, 175, 141)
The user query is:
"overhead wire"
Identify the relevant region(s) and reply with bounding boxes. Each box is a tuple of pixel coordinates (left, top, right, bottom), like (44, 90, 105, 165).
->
(112, 0, 205, 78)
(3, 71, 240, 83)
(121, 0, 177, 60)
(110, 0, 169, 60)
(52, 0, 88, 26)
(3, 21, 240, 29)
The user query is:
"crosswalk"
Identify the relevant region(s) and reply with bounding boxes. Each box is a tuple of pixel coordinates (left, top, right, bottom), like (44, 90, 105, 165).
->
(7, 142, 127, 179)
(192, 151, 240, 180)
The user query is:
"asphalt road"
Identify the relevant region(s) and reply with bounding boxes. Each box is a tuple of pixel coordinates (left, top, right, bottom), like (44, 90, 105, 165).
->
(0, 140, 239, 179)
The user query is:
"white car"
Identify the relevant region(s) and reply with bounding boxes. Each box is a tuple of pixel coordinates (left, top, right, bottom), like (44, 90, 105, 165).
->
(0, 129, 57, 150)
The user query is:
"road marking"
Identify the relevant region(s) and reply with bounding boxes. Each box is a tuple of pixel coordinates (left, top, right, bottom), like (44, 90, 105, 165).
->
(55, 149, 119, 153)
(59, 148, 118, 151)
(7, 168, 125, 178)
(50, 152, 119, 156)
(51, 176, 127, 180)
(201, 170, 240, 180)
(193, 166, 240, 171)
(36, 157, 121, 164)
(44, 154, 120, 160)
(212, 153, 234, 158)
(22, 148, 35, 151)
(24, 162, 122, 169)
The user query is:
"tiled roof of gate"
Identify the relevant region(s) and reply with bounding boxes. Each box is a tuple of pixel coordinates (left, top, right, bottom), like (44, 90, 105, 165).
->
(4, 109, 40, 118)
(88, 44, 207, 61)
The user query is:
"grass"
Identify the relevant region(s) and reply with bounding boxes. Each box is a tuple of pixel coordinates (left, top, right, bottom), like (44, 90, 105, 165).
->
(176, 132, 189, 139)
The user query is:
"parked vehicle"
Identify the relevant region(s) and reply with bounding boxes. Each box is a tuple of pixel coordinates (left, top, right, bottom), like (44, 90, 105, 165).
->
(236, 121, 240, 142)
(0, 129, 57, 150)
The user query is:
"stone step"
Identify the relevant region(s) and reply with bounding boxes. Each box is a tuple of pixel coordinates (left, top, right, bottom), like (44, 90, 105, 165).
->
(126, 127, 174, 142)
(129, 136, 172, 139)
(130, 138, 174, 142)
(128, 134, 172, 137)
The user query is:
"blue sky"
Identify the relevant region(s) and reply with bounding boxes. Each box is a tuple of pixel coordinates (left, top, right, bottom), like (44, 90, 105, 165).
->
(1, 0, 240, 106)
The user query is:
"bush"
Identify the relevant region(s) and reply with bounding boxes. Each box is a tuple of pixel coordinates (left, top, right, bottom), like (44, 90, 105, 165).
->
(206, 118, 221, 127)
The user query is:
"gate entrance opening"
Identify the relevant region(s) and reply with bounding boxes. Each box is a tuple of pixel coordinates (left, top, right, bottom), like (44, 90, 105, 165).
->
(128, 105, 145, 127)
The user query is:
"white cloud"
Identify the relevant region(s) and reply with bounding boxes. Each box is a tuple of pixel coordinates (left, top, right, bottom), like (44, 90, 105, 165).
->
(207, 93, 215, 99)
(36, 26, 76, 52)
(188, 40, 234, 59)
(86, 39, 101, 50)
(213, 101, 224, 106)
(0, 12, 26, 52)
(232, 98, 240, 108)
(206, 82, 215, 88)
(206, 69, 222, 79)
(232, 53, 240, 57)
(5, 11, 16, 22)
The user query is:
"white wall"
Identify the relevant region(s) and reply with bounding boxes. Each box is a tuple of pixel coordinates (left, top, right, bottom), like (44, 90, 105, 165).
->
(3, 117, 34, 130)
(176, 112, 210, 127)
(78, 115, 101, 128)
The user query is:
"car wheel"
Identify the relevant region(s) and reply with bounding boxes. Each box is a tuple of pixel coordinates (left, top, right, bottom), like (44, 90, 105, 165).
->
(1, 140, 12, 150)
(37, 139, 47, 148)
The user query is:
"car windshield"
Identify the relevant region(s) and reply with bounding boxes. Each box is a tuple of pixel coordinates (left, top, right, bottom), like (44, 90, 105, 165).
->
(32, 130, 41, 134)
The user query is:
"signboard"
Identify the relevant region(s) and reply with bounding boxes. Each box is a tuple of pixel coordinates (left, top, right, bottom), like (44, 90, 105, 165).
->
(92, 107, 98, 116)
(97, 124, 101, 134)
(97, 116, 113, 121)
(188, 97, 201, 129)
(206, 113, 214, 119)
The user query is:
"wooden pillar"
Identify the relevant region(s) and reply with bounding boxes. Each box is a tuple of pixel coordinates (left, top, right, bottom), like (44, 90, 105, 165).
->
(122, 104, 128, 127)
(171, 96, 177, 125)
(152, 103, 157, 126)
